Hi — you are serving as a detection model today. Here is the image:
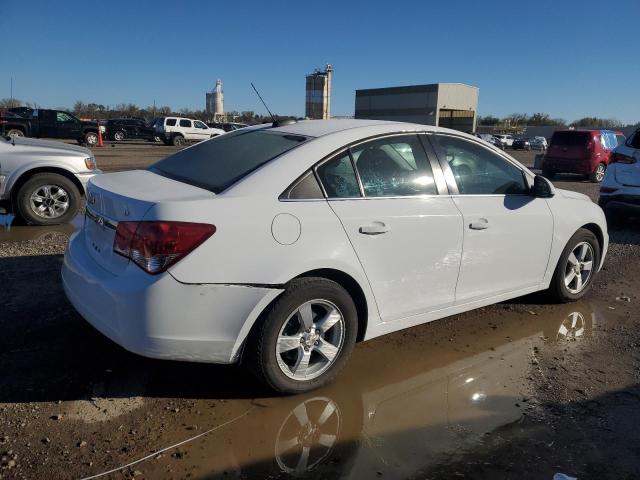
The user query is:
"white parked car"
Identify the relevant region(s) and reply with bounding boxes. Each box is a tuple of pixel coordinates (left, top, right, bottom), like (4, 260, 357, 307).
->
(493, 134, 514, 148)
(62, 120, 608, 393)
(599, 128, 640, 220)
(0, 135, 100, 225)
(155, 117, 225, 146)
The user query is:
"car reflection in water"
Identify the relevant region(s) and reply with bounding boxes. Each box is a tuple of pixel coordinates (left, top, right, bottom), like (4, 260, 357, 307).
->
(137, 302, 601, 479)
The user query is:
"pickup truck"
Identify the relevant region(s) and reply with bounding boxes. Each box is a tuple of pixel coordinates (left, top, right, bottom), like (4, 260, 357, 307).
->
(0, 108, 102, 146)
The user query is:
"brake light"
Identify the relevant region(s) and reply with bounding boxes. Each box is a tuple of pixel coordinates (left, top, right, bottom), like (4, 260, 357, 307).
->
(600, 186, 618, 193)
(114, 221, 215, 274)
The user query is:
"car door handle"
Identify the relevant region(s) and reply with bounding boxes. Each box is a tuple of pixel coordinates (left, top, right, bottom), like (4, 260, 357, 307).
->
(359, 222, 389, 235)
(469, 219, 489, 230)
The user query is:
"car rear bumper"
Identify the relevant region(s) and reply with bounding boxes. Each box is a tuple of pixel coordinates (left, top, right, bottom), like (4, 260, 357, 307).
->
(62, 229, 283, 364)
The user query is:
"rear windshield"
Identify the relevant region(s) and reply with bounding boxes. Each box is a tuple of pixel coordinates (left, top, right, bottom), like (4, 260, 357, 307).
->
(149, 129, 308, 193)
(551, 131, 590, 146)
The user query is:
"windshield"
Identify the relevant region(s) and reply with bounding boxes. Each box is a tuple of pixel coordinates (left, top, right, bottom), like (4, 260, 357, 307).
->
(149, 129, 308, 193)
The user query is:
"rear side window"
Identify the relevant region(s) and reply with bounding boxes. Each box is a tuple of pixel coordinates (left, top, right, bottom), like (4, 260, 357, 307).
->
(281, 171, 324, 200)
(317, 153, 361, 198)
(150, 130, 307, 193)
(179, 119, 192, 127)
(615, 134, 626, 146)
(165, 118, 177, 126)
(550, 131, 589, 146)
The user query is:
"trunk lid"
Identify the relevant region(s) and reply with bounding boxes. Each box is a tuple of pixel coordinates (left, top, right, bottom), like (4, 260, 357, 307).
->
(83, 170, 215, 275)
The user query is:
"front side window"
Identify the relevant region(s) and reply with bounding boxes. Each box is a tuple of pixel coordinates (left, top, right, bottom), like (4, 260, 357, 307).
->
(317, 153, 360, 198)
(194, 120, 208, 129)
(150, 129, 307, 193)
(179, 119, 192, 128)
(351, 135, 437, 197)
(431, 135, 528, 195)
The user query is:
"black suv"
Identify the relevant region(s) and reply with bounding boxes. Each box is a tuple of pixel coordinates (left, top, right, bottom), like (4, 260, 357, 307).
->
(106, 118, 157, 142)
(207, 122, 248, 132)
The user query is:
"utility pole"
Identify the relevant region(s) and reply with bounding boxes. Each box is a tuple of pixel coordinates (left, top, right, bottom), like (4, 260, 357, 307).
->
(10, 77, 13, 103)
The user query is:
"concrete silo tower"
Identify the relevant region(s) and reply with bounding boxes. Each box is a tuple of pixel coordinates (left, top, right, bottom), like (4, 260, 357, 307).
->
(213, 79, 224, 118)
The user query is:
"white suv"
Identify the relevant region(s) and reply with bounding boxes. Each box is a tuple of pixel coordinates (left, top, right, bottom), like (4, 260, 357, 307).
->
(493, 134, 514, 148)
(156, 117, 225, 146)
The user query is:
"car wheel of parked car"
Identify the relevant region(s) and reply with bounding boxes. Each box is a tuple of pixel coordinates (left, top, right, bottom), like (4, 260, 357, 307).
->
(172, 135, 185, 147)
(590, 163, 606, 183)
(113, 130, 125, 142)
(246, 277, 358, 394)
(84, 131, 98, 147)
(16, 173, 81, 225)
(6, 128, 24, 138)
(547, 228, 600, 303)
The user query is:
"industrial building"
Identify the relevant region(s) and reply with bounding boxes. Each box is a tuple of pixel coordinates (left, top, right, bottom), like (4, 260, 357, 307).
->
(305, 65, 333, 120)
(355, 83, 479, 132)
(205, 79, 224, 120)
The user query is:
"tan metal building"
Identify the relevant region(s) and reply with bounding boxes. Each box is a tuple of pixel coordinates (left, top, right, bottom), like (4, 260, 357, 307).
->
(355, 83, 479, 132)
(305, 65, 333, 120)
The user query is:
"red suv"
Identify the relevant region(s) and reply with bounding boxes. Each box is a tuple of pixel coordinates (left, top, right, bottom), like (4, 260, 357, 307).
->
(542, 129, 625, 182)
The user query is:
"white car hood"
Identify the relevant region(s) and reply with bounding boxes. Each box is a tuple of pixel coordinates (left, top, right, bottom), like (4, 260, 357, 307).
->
(4, 136, 91, 156)
(556, 188, 591, 202)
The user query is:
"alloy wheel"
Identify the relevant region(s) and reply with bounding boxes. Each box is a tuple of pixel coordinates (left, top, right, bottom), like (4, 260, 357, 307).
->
(594, 164, 605, 182)
(275, 397, 340, 476)
(275, 300, 346, 381)
(564, 242, 594, 294)
(29, 185, 70, 219)
(86, 133, 98, 146)
(114, 131, 125, 141)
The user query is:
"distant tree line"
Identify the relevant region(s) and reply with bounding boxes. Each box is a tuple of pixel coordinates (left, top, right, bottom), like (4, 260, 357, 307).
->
(0, 98, 289, 124)
(478, 112, 634, 128)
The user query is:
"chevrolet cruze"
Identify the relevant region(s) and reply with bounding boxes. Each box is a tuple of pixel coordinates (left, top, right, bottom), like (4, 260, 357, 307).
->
(62, 120, 608, 393)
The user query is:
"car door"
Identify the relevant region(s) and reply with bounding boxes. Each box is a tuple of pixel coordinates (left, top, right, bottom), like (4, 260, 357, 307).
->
(316, 134, 463, 322)
(428, 133, 553, 303)
(178, 118, 195, 140)
(54, 111, 82, 139)
(193, 120, 211, 140)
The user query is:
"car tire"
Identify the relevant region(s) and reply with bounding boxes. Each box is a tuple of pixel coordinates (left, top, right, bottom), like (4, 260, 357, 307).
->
(246, 277, 358, 394)
(113, 130, 125, 142)
(16, 173, 81, 226)
(6, 128, 24, 138)
(84, 131, 98, 147)
(590, 162, 606, 183)
(547, 228, 600, 303)
(172, 135, 185, 147)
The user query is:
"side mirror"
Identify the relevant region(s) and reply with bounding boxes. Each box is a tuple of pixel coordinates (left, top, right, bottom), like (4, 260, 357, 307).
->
(532, 175, 554, 198)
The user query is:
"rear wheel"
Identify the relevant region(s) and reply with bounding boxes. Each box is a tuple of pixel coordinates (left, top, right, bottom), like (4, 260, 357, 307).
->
(590, 162, 606, 183)
(547, 228, 600, 303)
(172, 134, 185, 146)
(16, 173, 80, 225)
(84, 131, 98, 147)
(246, 278, 358, 394)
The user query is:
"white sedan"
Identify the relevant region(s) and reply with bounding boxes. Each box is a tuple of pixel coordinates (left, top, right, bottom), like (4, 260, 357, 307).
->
(62, 120, 608, 393)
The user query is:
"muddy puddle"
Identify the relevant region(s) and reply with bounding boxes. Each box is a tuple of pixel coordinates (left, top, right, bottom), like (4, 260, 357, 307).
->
(109, 301, 607, 479)
(0, 214, 80, 243)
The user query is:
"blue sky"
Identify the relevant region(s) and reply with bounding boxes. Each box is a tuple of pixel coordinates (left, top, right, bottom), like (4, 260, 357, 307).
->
(2, 0, 639, 123)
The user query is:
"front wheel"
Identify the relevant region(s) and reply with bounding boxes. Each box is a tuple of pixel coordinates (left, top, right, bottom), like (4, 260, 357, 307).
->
(590, 162, 606, 183)
(246, 278, 358, 394)
(16, 173, 81, 225)
(547, 228, 600, 303)
(6, 128, 24, 138)
(113, 130, 125, 141)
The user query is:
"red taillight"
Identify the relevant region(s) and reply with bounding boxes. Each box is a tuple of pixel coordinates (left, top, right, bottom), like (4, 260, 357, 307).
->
(114, 221, 215, 274)
(600, 186, 618, 193)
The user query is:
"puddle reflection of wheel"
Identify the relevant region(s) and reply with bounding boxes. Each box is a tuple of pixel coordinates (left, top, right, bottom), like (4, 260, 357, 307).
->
(275, 396, 341, 476)
(556, 311, 586, 341)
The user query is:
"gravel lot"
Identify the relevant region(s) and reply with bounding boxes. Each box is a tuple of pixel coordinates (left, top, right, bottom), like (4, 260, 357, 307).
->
(1, 141, 639, 479)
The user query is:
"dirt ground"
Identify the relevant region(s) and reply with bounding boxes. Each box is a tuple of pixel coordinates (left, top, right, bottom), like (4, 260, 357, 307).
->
(1, 142, 639, 479)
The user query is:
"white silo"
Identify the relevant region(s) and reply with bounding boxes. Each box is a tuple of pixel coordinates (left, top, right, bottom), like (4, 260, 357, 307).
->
(213, 79, 224, 117)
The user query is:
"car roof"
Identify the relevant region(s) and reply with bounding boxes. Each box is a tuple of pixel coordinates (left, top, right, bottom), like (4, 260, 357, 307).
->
(269, 119, 451, 138)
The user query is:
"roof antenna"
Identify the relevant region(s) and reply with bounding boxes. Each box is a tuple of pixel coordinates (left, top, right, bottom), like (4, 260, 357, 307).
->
(251, 83, 276, 123)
